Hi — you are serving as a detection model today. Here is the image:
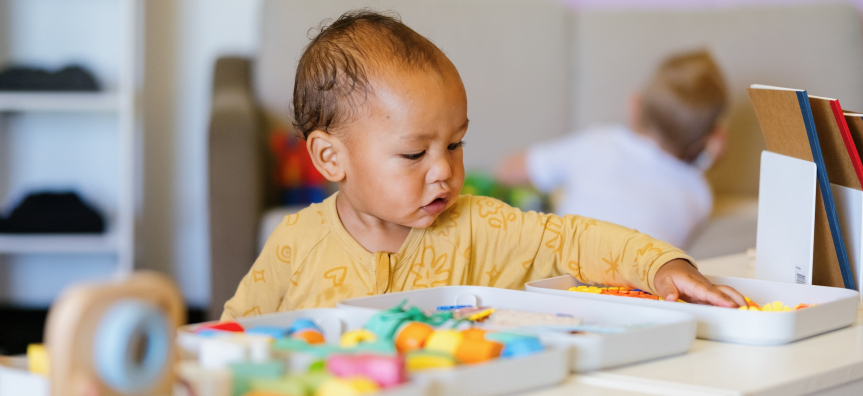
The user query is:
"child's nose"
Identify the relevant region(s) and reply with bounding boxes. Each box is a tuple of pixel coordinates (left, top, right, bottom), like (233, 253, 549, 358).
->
(427, 154, 453, 184)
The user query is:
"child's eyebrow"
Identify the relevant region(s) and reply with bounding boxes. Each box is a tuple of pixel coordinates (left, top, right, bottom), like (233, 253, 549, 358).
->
(399, 119, 469, 142)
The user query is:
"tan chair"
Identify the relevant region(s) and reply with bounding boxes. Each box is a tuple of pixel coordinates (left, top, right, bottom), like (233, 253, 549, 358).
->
(207, 0, 863, 318)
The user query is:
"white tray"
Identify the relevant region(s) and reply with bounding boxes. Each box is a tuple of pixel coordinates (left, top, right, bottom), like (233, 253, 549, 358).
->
(525, 274, 861, 345)
(337, 286, 696, 372)
(181, 307, 568, 396)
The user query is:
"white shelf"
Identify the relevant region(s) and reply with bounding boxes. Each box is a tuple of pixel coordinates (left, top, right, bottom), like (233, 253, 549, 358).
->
(0, 92, 120, 113)
(0, 233, 118, 254)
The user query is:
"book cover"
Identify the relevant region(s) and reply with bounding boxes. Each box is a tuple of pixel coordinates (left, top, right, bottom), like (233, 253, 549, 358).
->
(844, 111, 863, 163)
(749, 85, 856, 290)
(808, 96, 863, 190)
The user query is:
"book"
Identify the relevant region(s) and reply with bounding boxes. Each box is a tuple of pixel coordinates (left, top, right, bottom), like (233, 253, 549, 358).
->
(808, 95, 863, 190)
(748, 85, 856, 290)
(844, 111, 863, 164)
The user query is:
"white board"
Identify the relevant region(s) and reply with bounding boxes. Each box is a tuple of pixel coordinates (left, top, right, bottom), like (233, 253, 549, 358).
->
(755, 151, 817, 285)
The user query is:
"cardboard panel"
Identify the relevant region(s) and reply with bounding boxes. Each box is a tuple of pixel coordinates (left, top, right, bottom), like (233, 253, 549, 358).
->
(809, 96, 862, 189)
(748, 88, 813, 162)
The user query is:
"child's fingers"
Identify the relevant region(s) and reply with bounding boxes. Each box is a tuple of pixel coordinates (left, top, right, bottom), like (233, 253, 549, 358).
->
(697, 286, 739, 308)
(652, 274, 680, 303)
(715, 284, 747, 307)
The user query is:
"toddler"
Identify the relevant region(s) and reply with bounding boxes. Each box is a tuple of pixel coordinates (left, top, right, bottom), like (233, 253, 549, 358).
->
(222, 11, 744, 320)
(497, 50, 727, 248)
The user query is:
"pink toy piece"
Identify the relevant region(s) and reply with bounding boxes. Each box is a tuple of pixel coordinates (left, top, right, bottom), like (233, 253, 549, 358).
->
(326, 354, 406, 388)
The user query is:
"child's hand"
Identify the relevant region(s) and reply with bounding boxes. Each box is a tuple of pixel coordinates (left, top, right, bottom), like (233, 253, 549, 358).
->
(653, 259, 746, 308)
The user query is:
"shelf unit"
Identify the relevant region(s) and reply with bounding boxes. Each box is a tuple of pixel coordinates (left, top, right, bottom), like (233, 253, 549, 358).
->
(0, 92, 120, 113)
(0, 0, 140, 293)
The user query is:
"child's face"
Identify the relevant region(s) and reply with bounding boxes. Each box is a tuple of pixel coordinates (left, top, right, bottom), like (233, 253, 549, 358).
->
(338, 64, 468, 228)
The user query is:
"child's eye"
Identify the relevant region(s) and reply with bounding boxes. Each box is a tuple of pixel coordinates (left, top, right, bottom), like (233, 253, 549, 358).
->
(400, 151, 426, 160)
(448, 141, 465, 151)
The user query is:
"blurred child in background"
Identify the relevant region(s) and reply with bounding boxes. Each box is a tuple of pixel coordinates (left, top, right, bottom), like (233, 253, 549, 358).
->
(497, 50, 727, 248)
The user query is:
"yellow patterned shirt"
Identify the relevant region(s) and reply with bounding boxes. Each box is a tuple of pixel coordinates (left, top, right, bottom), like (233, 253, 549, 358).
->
(221, 193, 693, 320)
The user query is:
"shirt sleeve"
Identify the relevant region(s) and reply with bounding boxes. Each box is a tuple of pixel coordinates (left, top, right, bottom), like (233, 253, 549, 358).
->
(468, 196, 694, 294)
(221, 231, 292, 321)
(525, 132, 583, 193)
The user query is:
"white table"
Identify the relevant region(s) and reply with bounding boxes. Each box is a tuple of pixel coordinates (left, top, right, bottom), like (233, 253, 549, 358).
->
(522, 253, 863, 396)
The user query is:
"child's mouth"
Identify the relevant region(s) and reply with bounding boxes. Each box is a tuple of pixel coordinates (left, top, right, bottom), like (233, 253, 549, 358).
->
(421, 197, 448, 215)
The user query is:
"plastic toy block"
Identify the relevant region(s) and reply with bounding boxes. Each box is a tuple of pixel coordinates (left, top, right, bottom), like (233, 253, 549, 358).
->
(197, 321, 244, 333)
(569, 286, 811, 311)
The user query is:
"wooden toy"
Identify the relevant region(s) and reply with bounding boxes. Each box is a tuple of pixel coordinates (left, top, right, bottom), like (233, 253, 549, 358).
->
(43, 271, 185, 396)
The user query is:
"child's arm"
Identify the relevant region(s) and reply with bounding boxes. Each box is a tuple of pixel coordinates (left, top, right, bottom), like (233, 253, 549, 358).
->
(467, 197, 744, 307)
(221, 237, 292, 321)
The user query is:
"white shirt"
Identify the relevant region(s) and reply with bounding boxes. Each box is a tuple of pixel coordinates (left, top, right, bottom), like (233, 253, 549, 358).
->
(526, 125, 712, 248)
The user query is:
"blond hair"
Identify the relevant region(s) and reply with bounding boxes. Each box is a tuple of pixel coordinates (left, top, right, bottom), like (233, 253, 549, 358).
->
(638, 50, 727, 161)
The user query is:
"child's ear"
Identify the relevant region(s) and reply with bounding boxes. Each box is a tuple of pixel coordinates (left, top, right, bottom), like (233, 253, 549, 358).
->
(307, 130, 347, 182)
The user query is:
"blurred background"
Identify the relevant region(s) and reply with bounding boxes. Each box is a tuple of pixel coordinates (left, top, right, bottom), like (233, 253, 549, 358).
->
(1, 0, 863, 353)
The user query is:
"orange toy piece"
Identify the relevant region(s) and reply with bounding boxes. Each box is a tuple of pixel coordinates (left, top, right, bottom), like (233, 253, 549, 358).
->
(460, 327, 488, 341)
(293, 328, 326, 344)
(394, 322, 434, 353)
(568, 286, 811, 310)
(455, 338, 504, 364)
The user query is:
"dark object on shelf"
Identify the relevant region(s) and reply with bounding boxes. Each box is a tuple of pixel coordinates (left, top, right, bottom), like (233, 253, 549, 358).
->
(0, 65, 101, 91)
(0, 192, 105, 234)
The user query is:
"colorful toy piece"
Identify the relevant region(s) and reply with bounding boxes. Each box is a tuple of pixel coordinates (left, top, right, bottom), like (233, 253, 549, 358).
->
(452, 306, 496, 322)
(293, 328, 326, 344)
(737, 297, 812, 311)
(326, 354, 406, 388)
(316, 375, 380, 396)
(245, 325, 290, 339)
(455, 337, 503, 364)
(488, 334, 545, 358)
(425, 329, 464, 356)
(393, 321, 434, 353)
(196, 321, 244, 333)
(405, 350, 457, 371)
(569, 285, 813, 311)
(340, 329, 378, 348)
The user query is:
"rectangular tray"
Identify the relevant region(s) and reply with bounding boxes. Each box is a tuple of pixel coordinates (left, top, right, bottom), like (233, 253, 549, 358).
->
(338, 286, 696, 372)
(180, 307, 568, 396)
(525, 274, 860, 345)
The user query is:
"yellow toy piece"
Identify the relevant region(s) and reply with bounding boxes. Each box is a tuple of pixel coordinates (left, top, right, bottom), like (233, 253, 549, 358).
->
(425, 330, 464, 355)
(406, 352, 456, 371)
(27, 344, 49, 376)
(340, 329, 377, 348)
(316, 376, 379, 396)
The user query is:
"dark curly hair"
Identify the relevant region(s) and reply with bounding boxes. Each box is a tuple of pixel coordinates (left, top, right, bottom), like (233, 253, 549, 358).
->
(292, 9, 444, 139)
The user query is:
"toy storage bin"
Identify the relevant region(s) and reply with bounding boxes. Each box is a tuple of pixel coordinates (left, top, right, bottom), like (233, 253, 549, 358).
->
(178, 308, 377, 355)
(180, 308, 428, 396)
(181, 307, 569, 396)
(525, 275, 860, 345)
(337, 286, 696, 372)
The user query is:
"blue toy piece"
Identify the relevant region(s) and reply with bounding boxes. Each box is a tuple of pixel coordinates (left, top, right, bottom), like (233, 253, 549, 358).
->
(436, 305, 472, 311)
(93, 299, 171, 393)
(196, 328, 233, 338)
(289, 318, 322, 334)
(247, 325, 291, 339)
(484, 333, 544, 358)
